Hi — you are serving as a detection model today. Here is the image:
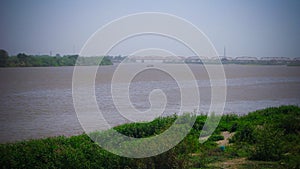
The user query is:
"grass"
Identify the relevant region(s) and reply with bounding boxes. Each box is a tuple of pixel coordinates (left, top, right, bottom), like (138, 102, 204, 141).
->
(1, 105, 299, 169)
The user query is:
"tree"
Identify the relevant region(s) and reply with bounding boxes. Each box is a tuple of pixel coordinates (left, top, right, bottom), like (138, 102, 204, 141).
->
(17, 53, 31, 66)
(0, 49, 9, 67)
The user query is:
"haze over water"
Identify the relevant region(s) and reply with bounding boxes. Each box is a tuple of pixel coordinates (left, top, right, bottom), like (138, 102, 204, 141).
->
(0, 64, 300, 143)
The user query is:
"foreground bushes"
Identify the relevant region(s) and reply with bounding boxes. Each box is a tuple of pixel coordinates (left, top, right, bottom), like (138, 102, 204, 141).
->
(0, 115, 202, 169)
(249, 124, 284, 161)
(1, 105, 300, 168)
(230, 105, 300, 167)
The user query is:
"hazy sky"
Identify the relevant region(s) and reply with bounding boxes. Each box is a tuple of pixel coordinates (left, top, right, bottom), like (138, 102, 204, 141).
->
(0, 0, 299, 57)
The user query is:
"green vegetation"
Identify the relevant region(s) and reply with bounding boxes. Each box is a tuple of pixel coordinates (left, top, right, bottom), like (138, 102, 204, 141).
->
(0, 49, 112, 67)
(287, 62, 300, 66)
(1, 105, 299, 168)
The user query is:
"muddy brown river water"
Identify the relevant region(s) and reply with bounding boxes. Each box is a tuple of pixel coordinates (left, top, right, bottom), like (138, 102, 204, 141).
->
(0, 64, 299, 143)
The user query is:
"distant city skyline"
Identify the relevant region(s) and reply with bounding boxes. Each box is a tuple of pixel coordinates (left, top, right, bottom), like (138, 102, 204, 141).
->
(1, 0, 300, 57)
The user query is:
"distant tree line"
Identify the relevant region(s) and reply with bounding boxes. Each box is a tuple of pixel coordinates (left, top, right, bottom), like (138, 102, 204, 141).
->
(0, 49, 112, 67)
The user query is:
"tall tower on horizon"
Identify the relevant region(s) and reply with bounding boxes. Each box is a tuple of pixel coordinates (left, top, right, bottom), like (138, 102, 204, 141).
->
(223, 46, 226, 58)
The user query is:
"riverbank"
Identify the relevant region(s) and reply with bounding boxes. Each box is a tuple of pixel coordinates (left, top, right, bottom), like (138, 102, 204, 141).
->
(1, 105, 299, 168)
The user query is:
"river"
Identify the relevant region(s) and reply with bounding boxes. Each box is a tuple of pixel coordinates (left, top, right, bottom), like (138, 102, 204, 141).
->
(0, 64, 300, 143)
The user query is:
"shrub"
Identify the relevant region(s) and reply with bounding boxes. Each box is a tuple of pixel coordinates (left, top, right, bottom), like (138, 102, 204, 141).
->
(249, 124, 284, 161)
(232, 124, 256, 144)
(229, 122, 238, 132)
(208, 135, 224, 142)
(279, 114, 300, 134)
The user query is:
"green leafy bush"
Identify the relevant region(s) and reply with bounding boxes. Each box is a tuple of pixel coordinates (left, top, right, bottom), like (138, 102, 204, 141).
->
(249, 124, 284, 161)
(1, 106, 300, 168)
(208, 135, 224, 142)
